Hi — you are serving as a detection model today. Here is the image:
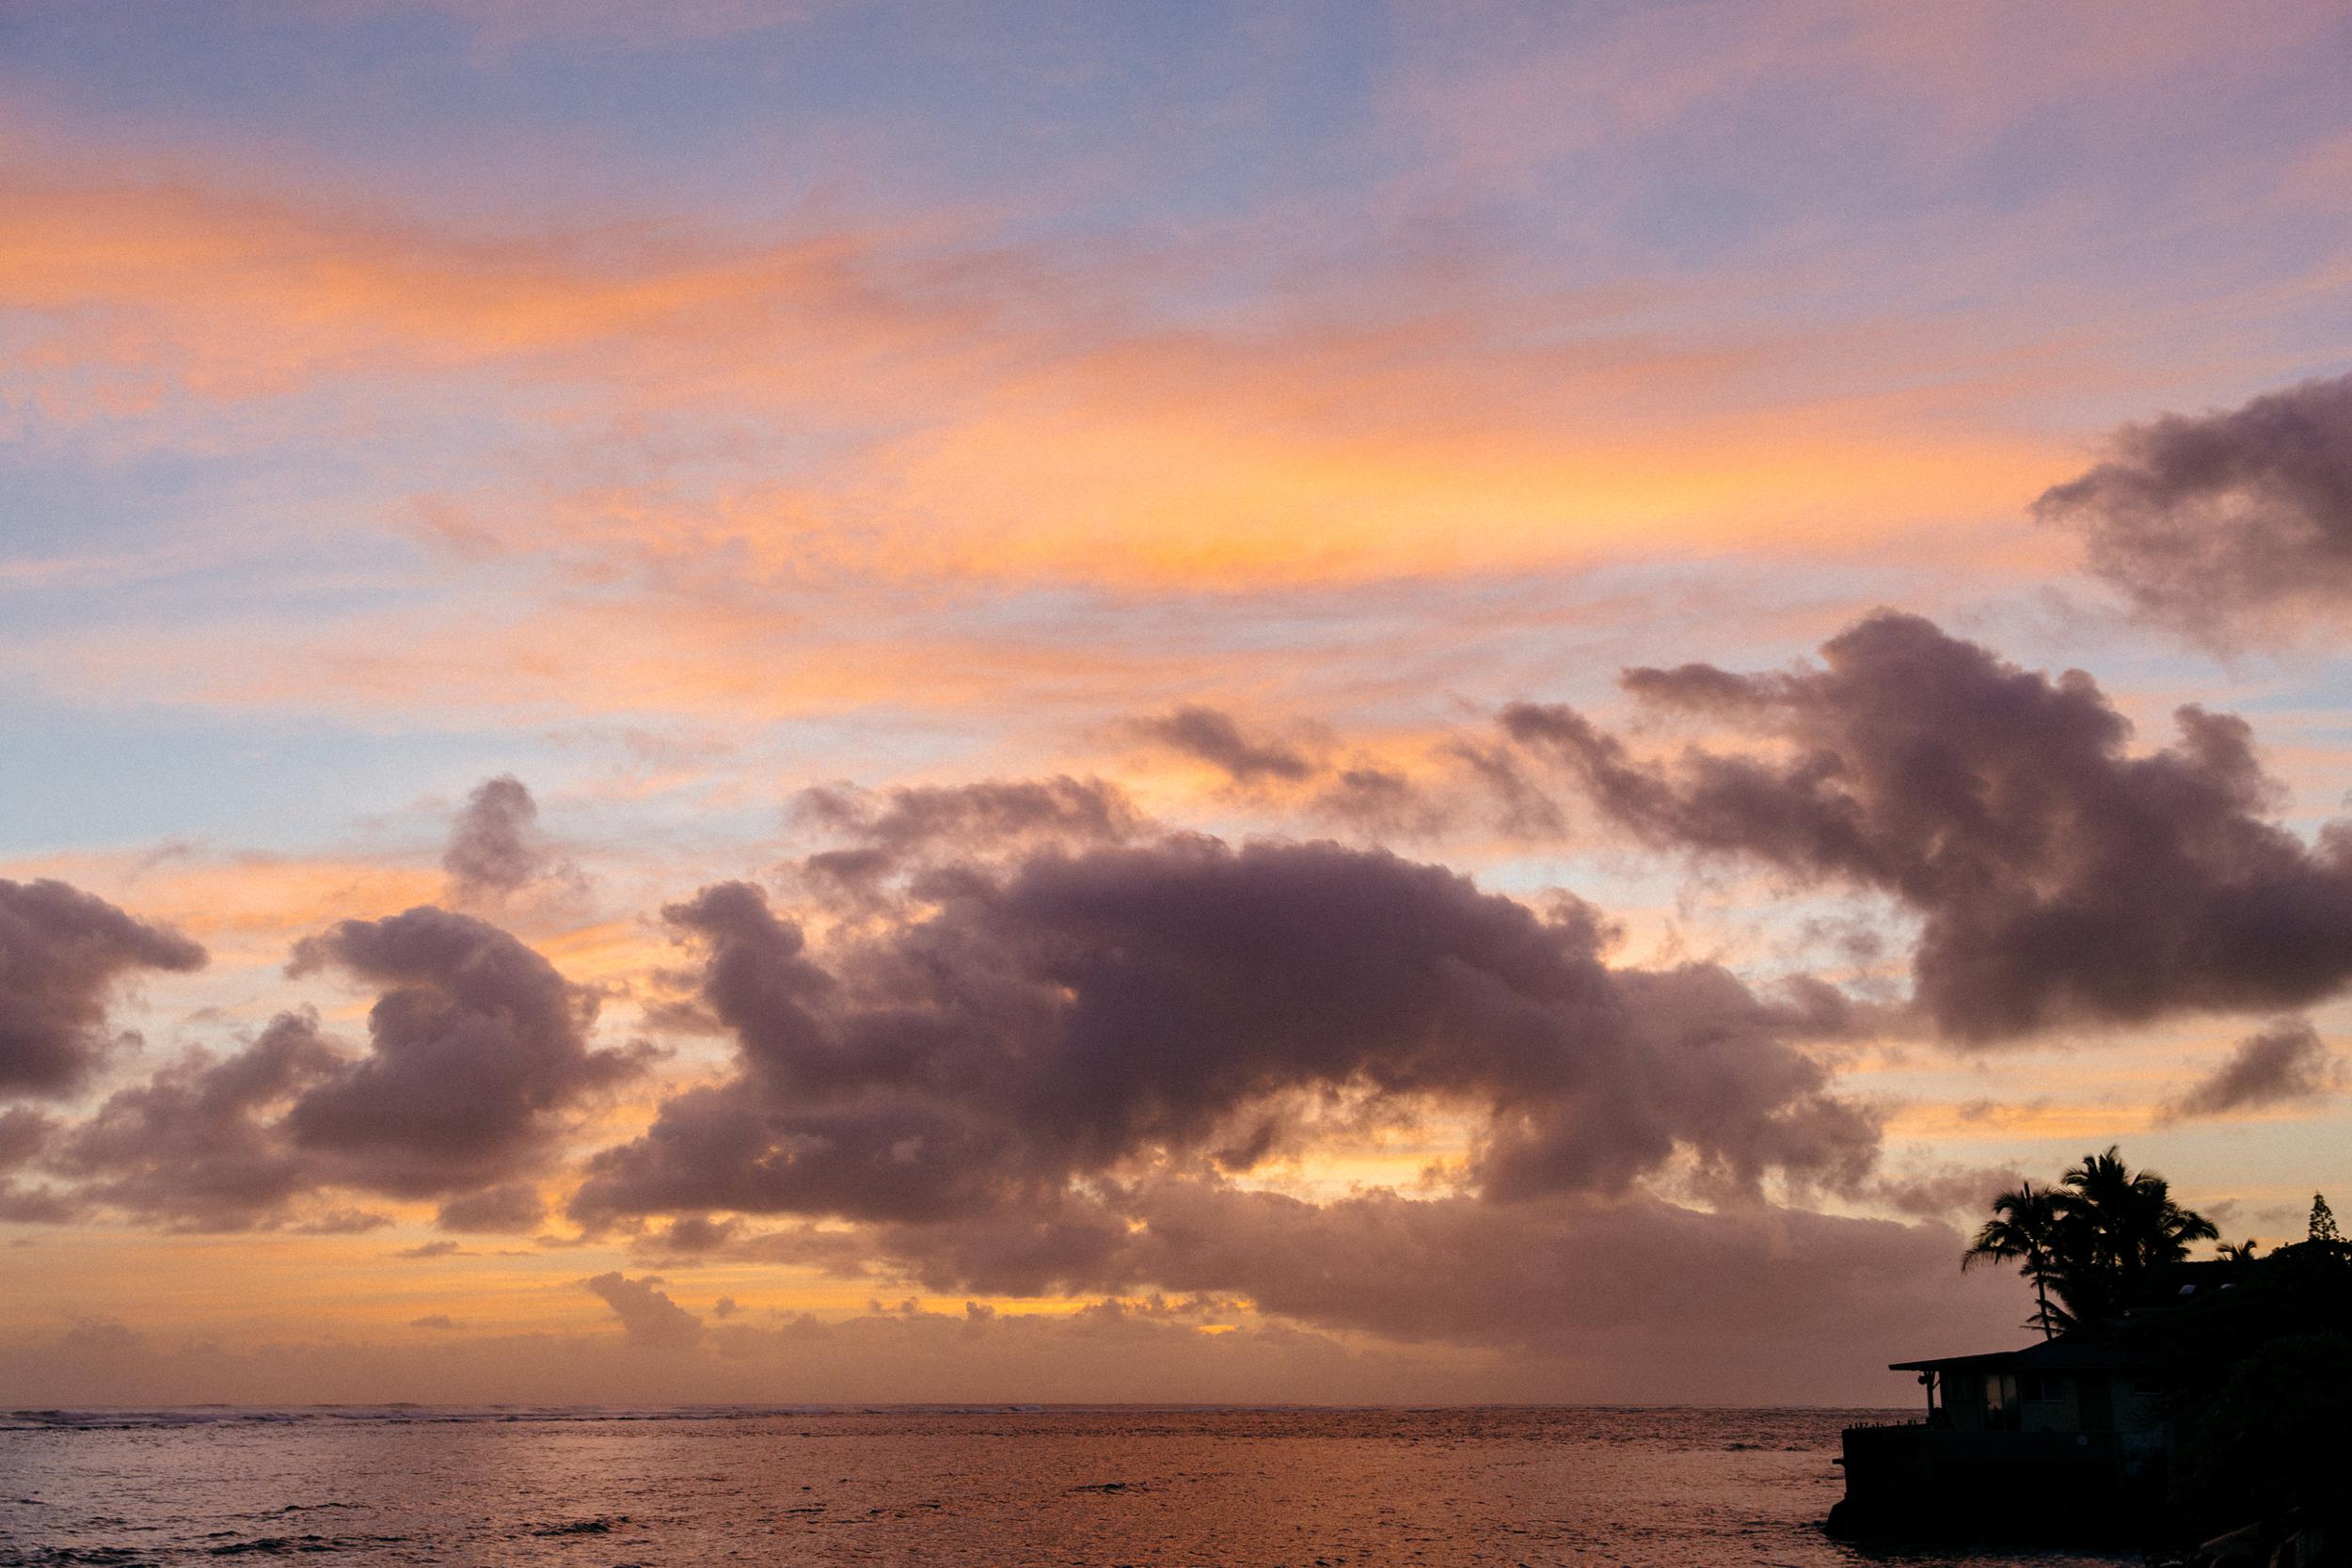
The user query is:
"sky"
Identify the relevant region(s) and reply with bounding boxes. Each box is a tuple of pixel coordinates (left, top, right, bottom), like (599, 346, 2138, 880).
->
(5, 0, 2352, 1408)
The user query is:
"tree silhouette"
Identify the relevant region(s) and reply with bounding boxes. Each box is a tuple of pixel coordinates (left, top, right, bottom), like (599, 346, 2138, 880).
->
(1964, 1148, 2216, 1333)
(2046, 1146, 2217, 1324)
(1963, 1180, 2067, 1338)
(2312, 1193, 2341, 1243)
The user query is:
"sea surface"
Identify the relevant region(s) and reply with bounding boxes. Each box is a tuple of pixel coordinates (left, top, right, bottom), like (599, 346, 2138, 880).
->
(0, 1405, 2137, 1567)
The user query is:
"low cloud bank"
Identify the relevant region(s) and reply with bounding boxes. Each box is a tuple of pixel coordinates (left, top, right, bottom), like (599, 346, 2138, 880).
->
(582, 1272, 704, 1349)
(1, 1255, 2023, 1407)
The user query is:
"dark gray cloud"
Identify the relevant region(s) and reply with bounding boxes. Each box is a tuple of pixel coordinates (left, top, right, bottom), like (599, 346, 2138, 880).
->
(1446, 737, 1570, 837)
(788, 777, 1145, 910)
(1121, 705, 1514, 839)
(1127, 705, 1318, 783)
(42, 910, 645, 1229)
(2035, 371, 2352, 645)
(294, 1208, 393, 1235)
(56, 1012, 347, 1231)
(625, 1212, 748, 1263)
(1105, 1180, 1986, 1359)
(0, 1105, 51, 1169)
(583, 1271, 704, 1348)
(444, 776, 543, 899)
(442, 776, 580, 904)
(284, 906, 647, 1197)
(796, 777, 1142, 861)
(0, 879, 205, 1098)
(1504, 611, 2352, 1042)
(433, 1182, 548, 1233)
(1867, 1163, 2027, 1221)
(1309, 766, 1427, 831)
(2161, 1018, 2345, 1122)
(631, 1177, 2008, 1383)
(0, 1105, 82, 1224)
(574, 837, 1879, 1234)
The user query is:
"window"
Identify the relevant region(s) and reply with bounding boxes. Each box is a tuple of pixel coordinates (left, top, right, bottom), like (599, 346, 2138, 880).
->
(2018, 1371, 2063, 1402)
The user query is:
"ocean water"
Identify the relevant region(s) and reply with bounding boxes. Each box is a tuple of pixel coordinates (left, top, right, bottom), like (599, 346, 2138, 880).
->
(0, 1406, 2136, 1567)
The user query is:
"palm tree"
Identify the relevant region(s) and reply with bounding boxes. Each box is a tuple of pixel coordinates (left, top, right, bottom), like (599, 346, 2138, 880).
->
(1964, 1149, 2220, 1337)
(2047, 1146, 2217, 1325)
(1963, 1180, 2067, 1338)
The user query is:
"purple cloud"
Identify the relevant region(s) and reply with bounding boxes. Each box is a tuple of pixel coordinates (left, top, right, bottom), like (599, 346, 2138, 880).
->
(1505, 612, 2352, 1041)
(2161, 1019, 2345, 1121)
(0, 879, 204, 1098)
(2036, 371, 2352, 647)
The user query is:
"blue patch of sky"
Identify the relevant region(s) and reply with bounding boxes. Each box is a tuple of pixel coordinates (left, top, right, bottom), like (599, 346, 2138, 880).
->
(3, 1, 1396, 236)
(1, 440, 453, 639)
(4, 446, 220, 556)
(0, 687, 565, 855)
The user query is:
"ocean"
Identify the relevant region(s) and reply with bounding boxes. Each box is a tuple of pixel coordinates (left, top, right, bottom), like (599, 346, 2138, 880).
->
(0, 1406, 2137, 1566)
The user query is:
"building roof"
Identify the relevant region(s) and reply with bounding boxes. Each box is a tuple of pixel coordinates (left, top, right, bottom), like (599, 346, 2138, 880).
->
(1888, 1336, 2161, 1374)
(1893, 1261, 2248, 1373)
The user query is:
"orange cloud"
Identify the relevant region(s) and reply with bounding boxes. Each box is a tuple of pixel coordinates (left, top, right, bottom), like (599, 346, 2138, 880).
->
(7, 149, 2077, 576)
(3, 848, 437, 958)
(0, 157, 1007, 427)
(7, 126, 2197, 745)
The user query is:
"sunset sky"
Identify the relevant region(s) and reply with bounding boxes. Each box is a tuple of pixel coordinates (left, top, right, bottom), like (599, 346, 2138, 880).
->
(6, 0, 2352, 1407)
